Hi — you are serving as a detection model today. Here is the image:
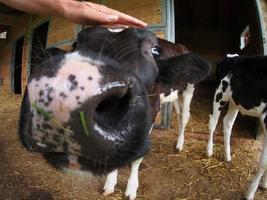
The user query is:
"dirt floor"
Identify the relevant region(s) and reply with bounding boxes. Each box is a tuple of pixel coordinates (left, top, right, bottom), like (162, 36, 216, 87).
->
(0, 84, 267, 200)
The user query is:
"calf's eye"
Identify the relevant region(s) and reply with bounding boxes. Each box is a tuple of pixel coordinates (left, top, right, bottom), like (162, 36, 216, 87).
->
(151, 47, 160, 56)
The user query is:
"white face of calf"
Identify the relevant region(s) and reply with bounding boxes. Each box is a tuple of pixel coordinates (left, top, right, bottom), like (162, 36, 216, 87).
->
(28, 53, 102, 123)
(19, 27, 162, 175)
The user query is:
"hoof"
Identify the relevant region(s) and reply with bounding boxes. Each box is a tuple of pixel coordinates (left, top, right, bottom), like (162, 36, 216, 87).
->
(259, 185, 267, 190)
(224, 157, 231, 162)
(124, 195, 130, 200)
(174, 147, 182, 154)
(100, 188, 114, 196)
(175, 145, 183, 153)
(206, 150, 213, 157)
(124, 195, 135, 200)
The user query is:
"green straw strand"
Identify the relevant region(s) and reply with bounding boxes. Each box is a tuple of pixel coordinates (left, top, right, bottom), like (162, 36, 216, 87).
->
(79, 111, 90, 136)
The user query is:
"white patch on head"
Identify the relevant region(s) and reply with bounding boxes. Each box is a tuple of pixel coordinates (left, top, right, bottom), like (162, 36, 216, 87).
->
(160, 89, 178, 104)
(28, 52, 103, 123)
(107, 28, 125, 32)
(227, 54, 239, 57)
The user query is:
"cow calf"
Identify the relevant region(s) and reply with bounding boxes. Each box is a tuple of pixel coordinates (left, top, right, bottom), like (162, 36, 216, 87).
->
(207, 54, 267, 200)
(19, 27, 210, 200)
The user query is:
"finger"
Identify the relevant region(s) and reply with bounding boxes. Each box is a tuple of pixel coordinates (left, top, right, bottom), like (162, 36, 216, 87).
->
(84, 2, 147, 28)
(70, 8, 119, 25)
(108, 9, 147, 28)
(61, 1, 118, 25)
(83, 10, 119, 23)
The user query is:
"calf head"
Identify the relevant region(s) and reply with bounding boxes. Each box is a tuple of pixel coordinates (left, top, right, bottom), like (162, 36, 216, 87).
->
(19, 27, 210, 175)
(19, 27, 160, 175)
(73, 27, 160, 89)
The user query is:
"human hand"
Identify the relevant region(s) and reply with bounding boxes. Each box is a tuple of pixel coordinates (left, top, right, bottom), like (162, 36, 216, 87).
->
(60, 1, 147, 27)
(0, 0, 147, 28)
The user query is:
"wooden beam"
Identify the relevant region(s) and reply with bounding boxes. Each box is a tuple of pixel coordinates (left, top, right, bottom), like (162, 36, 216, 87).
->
(0, 13, 27, 27)
(0, 39, 8, 50)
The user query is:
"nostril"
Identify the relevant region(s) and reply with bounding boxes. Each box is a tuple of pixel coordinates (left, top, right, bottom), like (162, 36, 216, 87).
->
(92, 76, 147, 141)
(95, 81, 128, 96)
(94, 86, 132, 124)
(93, 81, 134, 127)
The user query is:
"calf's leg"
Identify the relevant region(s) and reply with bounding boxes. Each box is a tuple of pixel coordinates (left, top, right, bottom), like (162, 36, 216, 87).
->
(260, 117, 267, 188)
(246, 115, 267, 200)
(102, 158, 143, 200)
(125, 157, 144, 200)
(103, 169, 118, 196)
(207, 97, 222, 157)
(207, 78, 230, 157)
(102, 125, 153, 199)
(222, 101, 238, 161)
(125, 124, 153, 199)
(261, 148, 267, 189)
(176, 84, 194, 151)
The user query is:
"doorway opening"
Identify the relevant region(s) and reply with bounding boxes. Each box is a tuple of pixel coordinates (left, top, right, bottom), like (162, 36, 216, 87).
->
(173, 0, 264, 138)
(30, 21, 49, 74)
(13, 36, 24, 94)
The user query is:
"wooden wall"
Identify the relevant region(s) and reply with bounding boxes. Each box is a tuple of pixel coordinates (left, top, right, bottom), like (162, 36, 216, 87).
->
(100, 0, 167, 38)
(0, 0, 168, 93)
(0, 15, 80, 93)
(261, 0, 267, 30)
(103, 0, 163, 25)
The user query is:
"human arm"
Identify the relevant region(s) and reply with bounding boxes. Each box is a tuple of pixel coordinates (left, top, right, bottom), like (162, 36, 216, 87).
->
(0, 0, 147, 27)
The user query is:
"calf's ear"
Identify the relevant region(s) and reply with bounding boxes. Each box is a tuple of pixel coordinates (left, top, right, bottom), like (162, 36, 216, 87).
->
(156, 53, 211, 86)
(157, 38, 189, 59)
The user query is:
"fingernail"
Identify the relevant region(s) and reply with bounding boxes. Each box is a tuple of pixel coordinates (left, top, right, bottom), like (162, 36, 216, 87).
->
(107, 15, 118, 22)
(142, 22, 147, 27)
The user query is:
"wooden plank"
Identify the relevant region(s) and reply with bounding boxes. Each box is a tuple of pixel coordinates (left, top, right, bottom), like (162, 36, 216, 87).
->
(103, 0, 163, 26)
(0, 13, 27, 27)
(0, 39, 7, 50)
(153, 30, 165, 39)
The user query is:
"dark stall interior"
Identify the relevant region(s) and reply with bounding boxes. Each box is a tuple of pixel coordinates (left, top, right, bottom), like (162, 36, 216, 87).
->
(173, 0, 264, 138)
(174, 0, 264, 80)
(13, 36, 24, 94)
(30, 21, 49, 74)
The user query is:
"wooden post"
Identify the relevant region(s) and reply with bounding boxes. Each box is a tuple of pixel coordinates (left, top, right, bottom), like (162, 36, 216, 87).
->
(21, 14, 32, 94)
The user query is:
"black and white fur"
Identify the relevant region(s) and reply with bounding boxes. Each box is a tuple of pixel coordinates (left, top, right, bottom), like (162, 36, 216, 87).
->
(156, 38, 209, 152)
(19, 27, 210, 200)
(207, 54, 267, 200)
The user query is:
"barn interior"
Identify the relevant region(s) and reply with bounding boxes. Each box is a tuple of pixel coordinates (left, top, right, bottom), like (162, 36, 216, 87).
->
(0, 4, 25, 94)
(172, 0, 264, 139)
(0, 1, 266, 199)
